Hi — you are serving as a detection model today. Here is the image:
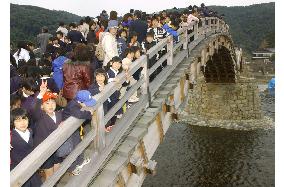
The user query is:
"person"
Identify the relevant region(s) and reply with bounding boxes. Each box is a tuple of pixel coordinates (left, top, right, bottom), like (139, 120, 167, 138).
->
(147, 16, 169, 43)
(128, 31, 140, 48)
(78, 19, 90, 40)
(10, 94, 22, 110)
(102, 20, 119, 67)
(187, 10, 199, 41)
(26, 41, 36, 60)
(88, 68, 112, 131)
(117, 29, 128, 59)
(32, 81, 63, 180)
(62, 43, 93, 100)
(56, 31, 66, 48)
(100, 10, 109, 21)
(17, 78, 39, 121)
(109, 10, 119, 25)
(132, 46, 142, 81)
(147, 16, 169, 72)
(56, 22, 68, 36)
(63, 36, 73, 52)
(86, 21, 98, 44)
(67, 23, 86, 44)
(165, 19, 180, 44)
(96, 20, 107, 40)
(37, 26, 53, 54)
(45, 37, 56, 55)
(106, 57, 123, 125)
(129, 10, 148, 43)
(13, 41, 30, 67)
(141, 31, 158, 81)
(62, 90, 95, 175)
(10, 108, 42, 186)
(121, 13, 133, 28)
(122, 48, 139, 103)
(52, 48, 69, 91)
(52, 37, 61, 48)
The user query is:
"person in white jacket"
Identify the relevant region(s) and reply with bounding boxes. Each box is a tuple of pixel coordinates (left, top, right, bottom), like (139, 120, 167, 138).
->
(187, 10, 200, 42)
(102, 20, 119, 67)
(187, 10, 199, 31)
(13, 41, 30, 66)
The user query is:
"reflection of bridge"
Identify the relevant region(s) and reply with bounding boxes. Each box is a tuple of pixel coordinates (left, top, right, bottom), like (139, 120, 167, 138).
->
(11, 17, 239, 187)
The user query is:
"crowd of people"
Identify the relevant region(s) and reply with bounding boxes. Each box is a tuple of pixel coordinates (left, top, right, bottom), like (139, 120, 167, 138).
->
(10, 4, 223, 186)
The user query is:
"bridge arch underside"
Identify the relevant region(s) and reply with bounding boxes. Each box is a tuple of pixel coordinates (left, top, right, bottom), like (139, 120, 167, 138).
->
(204, 46, 236, 83)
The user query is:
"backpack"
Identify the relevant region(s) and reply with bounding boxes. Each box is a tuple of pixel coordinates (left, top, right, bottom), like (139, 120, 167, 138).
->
(95, 32, 106, 61)
(95, 42, 105, 61)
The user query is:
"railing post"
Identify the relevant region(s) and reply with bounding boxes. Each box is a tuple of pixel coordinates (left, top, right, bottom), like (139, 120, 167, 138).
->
(92, 104, 105, 153)
(167, 35, 174, 65)
(183, 28, 188, 50)
(217, 19, 220, 31)
(142, 55, 151, 104)
(208, 17, 212, 32)
(194, 22, 198, 40)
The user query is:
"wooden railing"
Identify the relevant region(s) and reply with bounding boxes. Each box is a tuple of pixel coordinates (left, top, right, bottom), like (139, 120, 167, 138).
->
(10, 17, 229, 187)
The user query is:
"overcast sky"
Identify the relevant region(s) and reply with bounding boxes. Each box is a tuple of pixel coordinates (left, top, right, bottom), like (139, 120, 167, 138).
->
(10, 0, 274, 17)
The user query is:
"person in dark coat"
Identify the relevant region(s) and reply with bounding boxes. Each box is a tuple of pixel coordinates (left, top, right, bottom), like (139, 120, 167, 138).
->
(106, 57, 123, 121)
(141, 31, 158, 81)
(86, 21, 98, 44)
(32, 81, 63, 180)
(10, 108, 42, 187)
(129, 10, 148, 43)
(88, 68, 109, 119)
(15, 78, 39, 132)
(67, 23, 85, 44)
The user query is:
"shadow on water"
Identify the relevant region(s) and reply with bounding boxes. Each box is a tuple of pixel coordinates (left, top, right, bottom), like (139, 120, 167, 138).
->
(143, 93, 275, 187)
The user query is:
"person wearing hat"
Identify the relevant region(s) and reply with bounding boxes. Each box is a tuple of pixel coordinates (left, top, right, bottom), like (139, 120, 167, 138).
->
(36, 26, 53, 54)
(101, 20, 119, 67)
(32, 81, 64, 180)
(62, 89, 96, 175)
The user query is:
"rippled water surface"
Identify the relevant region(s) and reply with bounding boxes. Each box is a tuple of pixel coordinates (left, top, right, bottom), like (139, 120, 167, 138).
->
(143, 94, 274, 187)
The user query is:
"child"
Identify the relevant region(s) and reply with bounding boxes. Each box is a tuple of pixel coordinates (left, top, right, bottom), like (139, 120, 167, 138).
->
(64, 36, 73, 52)
(62, 90, 96, 175)
(122, 48, 139, 103)
(56, 31, 66, 48)
(10, 108, 42, 186)
(88, 68, 112, 131)
(52, 47, 69, 91)
(128, 31, 140, 48)
(107, 57, 123, 123)
(52, 37, 61, 48)
(10, 94, 22, 110)
(141, 32, 158, 81)
(131, 46, 142, 81)
(32, 80, 63, 180)
(117, 29, 128, 59)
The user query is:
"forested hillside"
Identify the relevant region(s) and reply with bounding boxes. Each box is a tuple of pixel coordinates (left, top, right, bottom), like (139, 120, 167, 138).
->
(10, 3, 82, 45)
(208, 2, 275, 54)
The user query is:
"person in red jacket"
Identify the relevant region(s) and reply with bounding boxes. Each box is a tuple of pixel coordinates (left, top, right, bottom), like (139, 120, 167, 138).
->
(62, 43, 93, 100)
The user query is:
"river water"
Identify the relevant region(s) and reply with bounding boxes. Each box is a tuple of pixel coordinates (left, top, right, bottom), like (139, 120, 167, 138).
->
(143, 93, 274, 187)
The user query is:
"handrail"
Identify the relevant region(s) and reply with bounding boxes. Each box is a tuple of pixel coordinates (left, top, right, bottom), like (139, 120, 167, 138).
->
(10, 16, 230, 187)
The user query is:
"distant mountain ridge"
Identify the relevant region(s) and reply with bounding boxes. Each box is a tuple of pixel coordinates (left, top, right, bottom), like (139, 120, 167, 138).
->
(10, 2, 275, 55)
(10, 3, 82, 45)
(208, 2, 275, 56)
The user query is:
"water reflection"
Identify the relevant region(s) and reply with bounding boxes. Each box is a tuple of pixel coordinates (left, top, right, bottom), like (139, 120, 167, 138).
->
(143, 125, 274, 187)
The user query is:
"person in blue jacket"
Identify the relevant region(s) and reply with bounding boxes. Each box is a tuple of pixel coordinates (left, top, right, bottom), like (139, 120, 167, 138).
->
(268, 77, 275, 96)
(52, 48, 69, 90)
